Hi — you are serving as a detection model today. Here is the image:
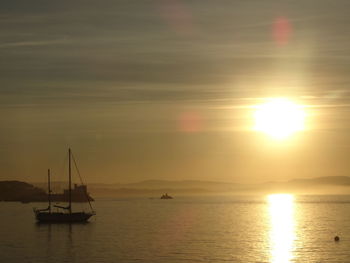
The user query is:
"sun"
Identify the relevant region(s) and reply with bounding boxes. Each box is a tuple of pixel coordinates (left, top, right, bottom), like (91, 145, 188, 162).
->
(254, 98, 306, 139)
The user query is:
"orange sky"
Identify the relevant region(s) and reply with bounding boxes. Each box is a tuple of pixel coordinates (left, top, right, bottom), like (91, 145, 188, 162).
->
(1, 0, 350, 183)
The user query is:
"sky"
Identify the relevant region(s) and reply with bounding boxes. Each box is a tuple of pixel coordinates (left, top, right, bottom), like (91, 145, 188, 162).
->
(1, 0, 350, 184)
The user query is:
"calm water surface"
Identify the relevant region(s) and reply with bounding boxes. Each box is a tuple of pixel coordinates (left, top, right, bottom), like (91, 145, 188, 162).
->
(1, 195, 350, 262)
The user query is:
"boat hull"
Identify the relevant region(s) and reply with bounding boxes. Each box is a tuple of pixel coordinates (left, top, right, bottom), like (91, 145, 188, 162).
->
(35, 212, 93, 223)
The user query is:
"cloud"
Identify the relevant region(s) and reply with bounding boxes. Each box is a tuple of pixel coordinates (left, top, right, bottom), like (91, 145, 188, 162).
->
(0, 39, 70, 48)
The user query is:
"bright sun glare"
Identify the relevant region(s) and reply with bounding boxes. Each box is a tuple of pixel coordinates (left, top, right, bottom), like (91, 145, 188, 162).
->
(268, 194, 295, 263)
(254, 98, 306, 139)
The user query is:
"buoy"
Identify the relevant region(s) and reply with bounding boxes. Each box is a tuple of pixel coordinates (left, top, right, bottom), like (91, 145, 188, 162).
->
(334, 236, 340, 242)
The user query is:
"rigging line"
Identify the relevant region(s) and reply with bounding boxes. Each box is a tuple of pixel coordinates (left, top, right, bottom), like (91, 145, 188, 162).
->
(57, 151, 69, 195)
(71, 151, 94, 212)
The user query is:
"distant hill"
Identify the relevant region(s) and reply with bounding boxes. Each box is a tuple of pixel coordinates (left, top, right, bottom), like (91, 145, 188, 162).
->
(287, 176, 350, 186)
(0, 181, 94, 202)
(91, 180, 238, 191)
(0, 181, 46, 202)
(85, 176, 350, 197)
(16, 175, 350, 199)
(85, 180, 239, 197)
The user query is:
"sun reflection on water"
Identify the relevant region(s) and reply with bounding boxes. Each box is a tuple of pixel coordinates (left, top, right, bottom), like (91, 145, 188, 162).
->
(268, 194, 296, 263)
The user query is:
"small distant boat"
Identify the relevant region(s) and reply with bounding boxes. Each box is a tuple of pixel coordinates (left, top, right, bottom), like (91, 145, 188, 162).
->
(160, 193, 173, 199)
(33, 148, 95, 223)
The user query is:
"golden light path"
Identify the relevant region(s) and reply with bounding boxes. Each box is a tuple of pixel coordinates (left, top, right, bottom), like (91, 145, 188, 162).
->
(268, 194, 296, 263)
(254, 98, 306, 140)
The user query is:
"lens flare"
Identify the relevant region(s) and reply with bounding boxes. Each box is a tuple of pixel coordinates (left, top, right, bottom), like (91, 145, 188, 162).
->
(178, 111, 202, 133)
(273, 16, 293, 46)
(158, 0, 195, 37)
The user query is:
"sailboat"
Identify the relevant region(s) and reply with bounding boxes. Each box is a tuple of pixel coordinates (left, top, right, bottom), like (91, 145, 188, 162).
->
(34, 148, 95, 223)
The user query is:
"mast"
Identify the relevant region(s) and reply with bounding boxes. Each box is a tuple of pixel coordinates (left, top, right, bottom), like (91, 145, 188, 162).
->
(68, 148, 72, 214)
(48, 169, 51, 213)
(71, 151, 95, 214)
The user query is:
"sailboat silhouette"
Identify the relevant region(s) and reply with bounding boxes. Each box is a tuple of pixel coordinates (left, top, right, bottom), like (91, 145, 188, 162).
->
(34, 148, 95, 223)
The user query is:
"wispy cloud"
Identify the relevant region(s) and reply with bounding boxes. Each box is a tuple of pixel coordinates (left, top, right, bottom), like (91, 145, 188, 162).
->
(0, 39, 70, 48)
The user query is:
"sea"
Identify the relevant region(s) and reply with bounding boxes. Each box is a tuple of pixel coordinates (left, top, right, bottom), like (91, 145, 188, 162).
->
(1, 195, 350, 263)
